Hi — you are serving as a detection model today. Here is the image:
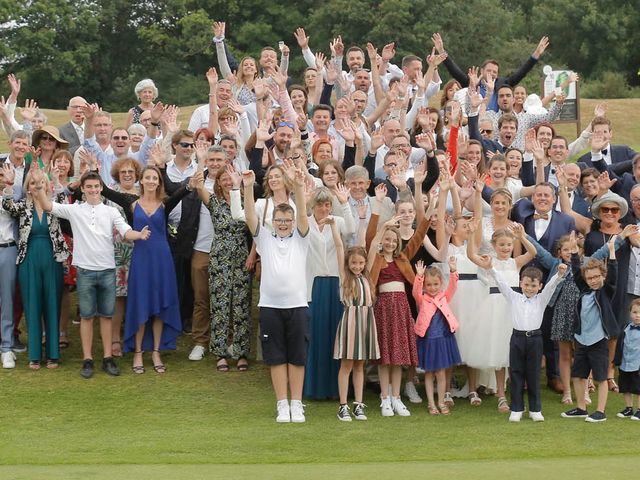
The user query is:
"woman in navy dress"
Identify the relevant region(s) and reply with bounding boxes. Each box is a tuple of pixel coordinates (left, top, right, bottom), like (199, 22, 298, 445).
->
(101, 165, 192, 374)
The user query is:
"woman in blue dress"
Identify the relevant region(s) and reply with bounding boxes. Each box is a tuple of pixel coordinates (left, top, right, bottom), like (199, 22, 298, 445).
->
(101, 165, 192, 374)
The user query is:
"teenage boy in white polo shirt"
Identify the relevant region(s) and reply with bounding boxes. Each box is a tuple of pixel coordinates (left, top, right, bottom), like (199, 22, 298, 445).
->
(242, 162, 310, 423)
(33, 170, 150, 379)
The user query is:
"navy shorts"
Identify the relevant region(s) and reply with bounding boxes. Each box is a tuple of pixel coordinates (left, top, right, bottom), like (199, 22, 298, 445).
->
(259, 307, 309, 366)
(571, 338, 609, 382)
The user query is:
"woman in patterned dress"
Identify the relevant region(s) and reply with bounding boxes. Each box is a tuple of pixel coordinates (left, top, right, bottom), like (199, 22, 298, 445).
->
(195, 165, 251, 371)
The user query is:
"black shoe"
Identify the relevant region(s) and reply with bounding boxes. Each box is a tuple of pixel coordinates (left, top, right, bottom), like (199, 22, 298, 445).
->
(80, 359, 94, 379)
(617, 406, 634, 418)
(632, 409, 640, 421)
(561, 407, 588, 418)
(102, 357, 120, 376)
(585, 410, 607, 423)
(12, 336, 27, 353)
(182, 320, 192, 335)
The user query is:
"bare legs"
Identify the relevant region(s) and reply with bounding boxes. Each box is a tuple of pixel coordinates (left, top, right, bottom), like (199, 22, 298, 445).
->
(379, 364, 403, 399)
(558, 341, 573, 401)
(132, 316, 165, 372)
(80, 316, 113, 359)
(338, 359, 365, 404)
(270, 363, 305, 400)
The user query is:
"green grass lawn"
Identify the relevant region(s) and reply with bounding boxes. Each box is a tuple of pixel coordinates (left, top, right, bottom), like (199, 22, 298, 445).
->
(1, 320, 639, 478)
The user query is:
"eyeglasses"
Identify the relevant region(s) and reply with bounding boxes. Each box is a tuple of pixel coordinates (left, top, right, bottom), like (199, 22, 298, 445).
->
(393, 143, 410, 148)
(112, 136, 129, 141)
(384, 162, 398, 168)
(178, 142, 195, 148)
(278, 121, 296, 129)
(119, 169, 136, 174)
(40, 134, 55, 141)
(599, 206, 620, 214)
(273, 218, 293, 224)
(631, 198, 640, 204)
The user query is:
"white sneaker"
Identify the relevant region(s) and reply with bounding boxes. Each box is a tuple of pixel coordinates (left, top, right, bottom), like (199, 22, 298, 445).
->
(276, 400, 290, 423)
(380, 397, 394, 417)
(529, 411, 545, 422)
(188, 345, 206, 361)
(290, 400, 306, 423)
(353, 402, 368, 420)
(1, 351, 16, 369)
(404, 381, 423, 404)
(391, 397, 411, 416)
(509, 411, 523, 422)
(337, 404, 352, 422)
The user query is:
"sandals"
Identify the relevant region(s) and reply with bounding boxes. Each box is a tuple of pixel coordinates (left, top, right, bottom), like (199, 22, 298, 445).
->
(29, 361, 41, 370)
(59, 334, 69, 349)
(111, 341, 123, 358)
(46, 359, 59, 369)
(216, 357, 230, 372)
(151, 349, 166, 374)
(237, 357, 249, 372)
(428, 404, 440, 415)
(443, 392, 455, 407)
(132, 351, 145, 374)
(561, 393, 573, 405)
(438, 404, 450, 415)
(469, 391, 482, 406)
(587, 377, 596, 393)
(497, 396, 510, 413)
(607, 378, 619, 393)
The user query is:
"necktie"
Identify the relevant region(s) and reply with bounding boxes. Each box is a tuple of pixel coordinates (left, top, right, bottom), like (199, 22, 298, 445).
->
(534, 213, 549, 220)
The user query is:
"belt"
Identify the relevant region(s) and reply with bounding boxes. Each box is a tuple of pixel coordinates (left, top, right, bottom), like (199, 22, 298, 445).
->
(489, 286, 522, 294)
(458, 273, 478, 280)
(512, 329, 542, 337)
(0, 241, 16, 248)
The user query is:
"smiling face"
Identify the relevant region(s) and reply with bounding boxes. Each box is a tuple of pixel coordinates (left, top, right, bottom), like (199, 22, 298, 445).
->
(514, 86, 527, 105)
(38, 132, 58, 152)
(53, 154, 72, 177)
(138, 87, 155, 104)
(493, 234, 514, 260)
(140, 168, 160, 194)
(274, 126, 294, 153)
(423, 273, 443, 297)
(216, 82, 232, 106)
(259, 49, 277, 70)
(321, 164, 340, 188)
(558, 240, 572, 263)
(81, 178, 103, 204)
(206, 151, 227, 176)
(267, 167, 286, 193)
(506, 149, 522, 177)
(117, 162, 137, 190)
(346, 176, 370, 200)
(312, 109, 331, 133)
(488, 160, 507, 183)
(584, 267, 605, 290)
(581, 173, 599, 197)
(396, 201, 416, 227)
(313, 200, 332, 221)
(597, 201, 622, 226)
(520, 276, 542, 298)
(290, 89, 306, 109)
(381, 229, 399, 255)
(219, 139, 237, 160)
(549, 138, 568, 164)
(174, 136, 195, 160)
(347, 253, 367, 276)
(110, 129, 130, 157)
(532, 184, 555, 214)
(315, 142, 333, 164)
(563, 163, 581, 191)
(466, 143, 482, 166)
(491, 192, 512, 218)
(347, 50, 365, 71)
(273, 210, 295, 237)
(536, 125, 554, 148)
(240, 58, 257, 79)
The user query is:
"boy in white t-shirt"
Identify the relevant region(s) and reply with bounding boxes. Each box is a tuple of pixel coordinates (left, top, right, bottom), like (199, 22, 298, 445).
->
(35, 170, 150, 379)
(242, 162, 310, 423)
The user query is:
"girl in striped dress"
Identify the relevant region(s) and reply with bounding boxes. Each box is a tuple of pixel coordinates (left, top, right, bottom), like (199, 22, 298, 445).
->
(330, 220, 380, 422)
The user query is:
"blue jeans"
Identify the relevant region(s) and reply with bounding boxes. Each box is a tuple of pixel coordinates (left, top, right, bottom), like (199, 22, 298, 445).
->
(76, 268, 116, 318)
(0, 245, 17, 352)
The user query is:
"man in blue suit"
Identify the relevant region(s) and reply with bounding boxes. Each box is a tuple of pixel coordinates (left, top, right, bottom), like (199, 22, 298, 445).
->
(512, 182, 576, 394)
(577, 116, 636, 172)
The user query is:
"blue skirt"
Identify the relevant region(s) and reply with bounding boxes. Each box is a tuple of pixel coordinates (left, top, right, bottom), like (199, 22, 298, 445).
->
(417, 312, 461, 371)
(303, 276, 343, 399)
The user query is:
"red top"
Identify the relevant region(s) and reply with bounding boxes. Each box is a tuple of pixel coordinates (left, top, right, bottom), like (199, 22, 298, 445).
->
(378, 260, 405, 284)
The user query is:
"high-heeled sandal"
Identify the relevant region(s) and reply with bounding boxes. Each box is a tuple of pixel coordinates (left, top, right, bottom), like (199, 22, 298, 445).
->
(428, 404, 440, 415)
(438, 404, 451, 415)
(132, 350, 145, 374)
(152, 349, 166, 374)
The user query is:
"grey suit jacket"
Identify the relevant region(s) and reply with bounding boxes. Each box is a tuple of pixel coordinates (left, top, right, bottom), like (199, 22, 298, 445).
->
(58, 121, 82, 155)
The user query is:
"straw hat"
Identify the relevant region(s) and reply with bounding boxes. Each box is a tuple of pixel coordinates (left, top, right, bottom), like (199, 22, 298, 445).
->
(31, 125, 69, 149)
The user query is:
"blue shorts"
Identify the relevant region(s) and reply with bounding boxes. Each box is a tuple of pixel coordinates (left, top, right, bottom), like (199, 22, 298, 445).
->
(77, 268, 116, 318)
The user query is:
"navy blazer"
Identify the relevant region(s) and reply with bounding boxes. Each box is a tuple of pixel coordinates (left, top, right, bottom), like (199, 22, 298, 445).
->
(511, 198, 576, 275)
(577, 145, 636, 174)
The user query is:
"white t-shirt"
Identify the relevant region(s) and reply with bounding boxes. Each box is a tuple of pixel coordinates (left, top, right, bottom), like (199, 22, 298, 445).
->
(254, 224, 309, 309)
(51, 201, 131, 270)
(194, 177, 215, 253)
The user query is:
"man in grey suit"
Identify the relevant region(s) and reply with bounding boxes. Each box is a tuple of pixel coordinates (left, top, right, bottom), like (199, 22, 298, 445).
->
(58, 96, 87, 155)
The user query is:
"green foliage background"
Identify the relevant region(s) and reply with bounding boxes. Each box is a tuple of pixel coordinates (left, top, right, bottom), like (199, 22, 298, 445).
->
(0, 0, 638, 110)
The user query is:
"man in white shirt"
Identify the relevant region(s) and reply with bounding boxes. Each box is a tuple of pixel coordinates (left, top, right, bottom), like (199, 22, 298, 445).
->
(35, 170, 150, 380)
(242, 165, 310, 424)
(373, 119, 425, 179)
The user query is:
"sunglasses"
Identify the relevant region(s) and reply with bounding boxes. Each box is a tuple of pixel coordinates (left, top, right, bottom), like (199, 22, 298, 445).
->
(178, 142, 195, 148)
(599, 206, 620, 214)
(40, 134, 55, 141)
(112, 135, 129, 141)
(480, 129, 493, 135)
(278, 121, 295, 129)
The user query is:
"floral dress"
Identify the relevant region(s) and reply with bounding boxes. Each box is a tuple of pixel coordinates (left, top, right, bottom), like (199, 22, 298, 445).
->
(107, 183, 138, 297)
(206, 194, 251, 358)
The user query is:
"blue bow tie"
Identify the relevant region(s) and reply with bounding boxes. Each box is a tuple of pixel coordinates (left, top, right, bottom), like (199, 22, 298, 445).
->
(630, 324, 640, 330)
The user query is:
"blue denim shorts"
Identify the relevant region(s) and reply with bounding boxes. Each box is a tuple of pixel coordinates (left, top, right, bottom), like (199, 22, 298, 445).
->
(76, 267, 116, 318)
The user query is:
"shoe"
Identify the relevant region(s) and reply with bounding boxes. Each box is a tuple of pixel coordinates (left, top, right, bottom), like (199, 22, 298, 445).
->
(353, 402, 367, 421)
(631, 409, 640, 421)
(428, 404, 440, 415)
(497, 396, 510, 413)
(11, 337, 26, 353)
(547, 378, 563, 394)
(509, 411, 523, 422)
(391, 397, 411, 416)
(80, 359, 94, 379)
(380, 397, 394, 417)
(469, 391, 482, 406)
(443, 392, 455, 407)
(151, 350, 166, 374)
(585, 411, 607, 423)
(276, 400, 290, 423)
(1, 351, 16, 369)
(182, 320, 192, 335)
(337, 404, 352, 422)
(290, 400, 306, 423)
(188, 345, 206, 361)
(237, 357, 249, 372)
(529, 411, 545, 422)
(404, 381, 423, 404)
(132, 351, 145, 374)
(607, 378, 619, 393)
(617, 406, 634, 418)
(101, 357, 120, 376)
(216, 357, 230, 372)
(561, 407, 588, 418)
(438, 404, 450, 415)
(561, 393, 573, 405)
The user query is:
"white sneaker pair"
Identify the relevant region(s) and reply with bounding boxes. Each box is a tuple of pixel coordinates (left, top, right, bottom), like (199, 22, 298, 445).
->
(380, 397, 411, 417)
(276, 399, 305, 423)
(1, 351, 16, 369)
(509, 411, 545, 422)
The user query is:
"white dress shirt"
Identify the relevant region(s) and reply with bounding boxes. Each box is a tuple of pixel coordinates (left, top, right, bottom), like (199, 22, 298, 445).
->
(533, 210, 552, 240)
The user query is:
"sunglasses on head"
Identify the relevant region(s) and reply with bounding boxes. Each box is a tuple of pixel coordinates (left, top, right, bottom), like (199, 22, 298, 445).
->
(178, 142, 194, 148)
(278, 121, 295, 129)
(599, 206, 620, 214)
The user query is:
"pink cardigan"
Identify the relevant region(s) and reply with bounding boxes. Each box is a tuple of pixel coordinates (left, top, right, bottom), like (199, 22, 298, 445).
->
(412, 272, 459, 337)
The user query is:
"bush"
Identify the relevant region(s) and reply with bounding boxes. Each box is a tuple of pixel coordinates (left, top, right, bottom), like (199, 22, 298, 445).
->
(581, 72, 632, 99)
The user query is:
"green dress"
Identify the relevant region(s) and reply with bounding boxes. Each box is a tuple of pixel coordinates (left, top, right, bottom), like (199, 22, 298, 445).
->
(18, 210, 63, 362)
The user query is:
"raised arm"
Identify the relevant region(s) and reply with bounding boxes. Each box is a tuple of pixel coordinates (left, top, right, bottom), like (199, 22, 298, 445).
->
(284, 159, 309, 235)
(432, 33, 470, 86)
(511, 223, 536, 269)
(212, 22, 233, 79)
(242, 170, 258, 235)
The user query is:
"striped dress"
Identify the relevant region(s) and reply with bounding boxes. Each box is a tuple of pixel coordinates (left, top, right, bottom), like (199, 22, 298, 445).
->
(333, 276, 380, 360)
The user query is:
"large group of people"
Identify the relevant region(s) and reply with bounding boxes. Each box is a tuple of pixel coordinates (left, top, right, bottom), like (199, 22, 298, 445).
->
(1, 23, 639, 425)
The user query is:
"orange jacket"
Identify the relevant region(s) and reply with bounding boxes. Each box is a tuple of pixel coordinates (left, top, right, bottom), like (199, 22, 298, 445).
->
(412, 272, 459, 337)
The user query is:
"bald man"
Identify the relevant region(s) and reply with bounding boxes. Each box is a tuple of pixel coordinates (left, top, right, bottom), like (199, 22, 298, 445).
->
(59, 96, 87, 155)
